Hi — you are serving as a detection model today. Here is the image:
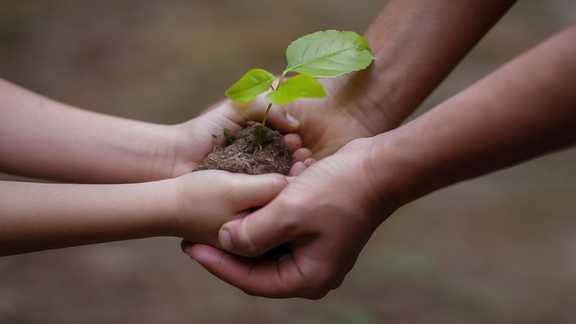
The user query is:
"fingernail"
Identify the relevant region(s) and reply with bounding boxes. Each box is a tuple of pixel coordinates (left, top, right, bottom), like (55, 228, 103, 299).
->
(285, 113, 300, 127)
(219, 229, 236, 252)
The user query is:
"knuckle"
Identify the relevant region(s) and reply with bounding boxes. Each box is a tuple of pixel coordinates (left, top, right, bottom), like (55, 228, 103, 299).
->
(242, 287, 262, 298)
(304, 290, 330, 300)
(233, 223, 263, 257)
(273, 198, 310, 236)
(278, 214, 301, 238)
(298, 279, 333, 300)
(289, 270, 335, 299)
(278, 193, 308, 210)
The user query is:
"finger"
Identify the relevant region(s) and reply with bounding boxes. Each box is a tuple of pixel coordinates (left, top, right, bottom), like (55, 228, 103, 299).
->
(292, 148, 313, 163)
(221, 98, 300, 134)
(288, 162, 307, 176)
(219, 201, 295, 258)
(265, 104, 300, 134)
(283, 133, 302, 155)
(228, 173, 288, 210)
(188, 244, 284, 297)
(331, 256, 358, 289)
(188, 244, 328, 299)
(181, 239, 195, 255)
(303, 157, 317, 167)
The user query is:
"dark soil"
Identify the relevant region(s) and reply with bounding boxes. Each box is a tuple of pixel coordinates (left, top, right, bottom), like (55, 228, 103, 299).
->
(193, 121, 291, 175)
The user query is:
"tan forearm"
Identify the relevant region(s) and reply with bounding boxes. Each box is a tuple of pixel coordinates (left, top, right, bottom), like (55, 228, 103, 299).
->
(367, 24, 576, 208)
(0, 79, 178, 183)
(352, 0, 516, 132)
(0, 179, 177, 256)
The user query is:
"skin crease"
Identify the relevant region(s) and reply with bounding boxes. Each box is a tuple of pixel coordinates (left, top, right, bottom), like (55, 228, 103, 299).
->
(0, 79, 311, 256)
(183, 2, 576, 299)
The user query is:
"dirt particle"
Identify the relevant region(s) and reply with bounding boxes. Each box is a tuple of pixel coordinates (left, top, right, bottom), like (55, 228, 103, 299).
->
(193, 121, 291, 175)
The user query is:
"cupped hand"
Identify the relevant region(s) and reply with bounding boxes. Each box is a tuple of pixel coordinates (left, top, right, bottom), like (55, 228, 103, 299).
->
(182, 136, 396, 299)
(169, 98, 313, 177)
(274, 75, 396, 159)
(172, 170, 289, 249)
(197, 73, 397, 161)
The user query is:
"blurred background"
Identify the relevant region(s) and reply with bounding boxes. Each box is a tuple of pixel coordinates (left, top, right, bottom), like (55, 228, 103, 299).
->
(1, 1, 576, 323)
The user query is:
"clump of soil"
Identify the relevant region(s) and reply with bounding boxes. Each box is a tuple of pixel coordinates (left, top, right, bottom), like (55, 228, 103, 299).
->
(193, 121, 291, 175)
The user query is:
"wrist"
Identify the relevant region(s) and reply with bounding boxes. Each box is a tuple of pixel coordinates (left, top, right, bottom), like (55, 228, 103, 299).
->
(363, 130, 430, 213)
(144, 123, 186, 180)
(324, 52, 438, 138)
(121, 179, 181, 239)
(155, 177, 182, 238)
(326, 137, 404, 226)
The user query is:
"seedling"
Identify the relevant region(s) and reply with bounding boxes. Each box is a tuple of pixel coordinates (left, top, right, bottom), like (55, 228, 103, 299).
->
(225, 30, 374, 148)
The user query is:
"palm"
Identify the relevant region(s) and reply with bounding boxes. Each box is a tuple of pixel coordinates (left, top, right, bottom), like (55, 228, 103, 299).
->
(282, 76, 391, 159)
(170, 100, 302, 177)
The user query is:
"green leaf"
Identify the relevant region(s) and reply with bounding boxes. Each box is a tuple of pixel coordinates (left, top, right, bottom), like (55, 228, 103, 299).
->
(225, 68, 275, 102)
(284, 30, 374, 78)
(265, 74, 326, 105)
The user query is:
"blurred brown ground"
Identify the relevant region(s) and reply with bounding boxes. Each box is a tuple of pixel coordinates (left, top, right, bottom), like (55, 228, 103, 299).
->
(1, 1, 576, 323)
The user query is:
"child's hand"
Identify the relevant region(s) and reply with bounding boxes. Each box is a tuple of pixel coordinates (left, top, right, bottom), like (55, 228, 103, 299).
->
(171, 170, 288, 248)
(168, 98, 313, 178)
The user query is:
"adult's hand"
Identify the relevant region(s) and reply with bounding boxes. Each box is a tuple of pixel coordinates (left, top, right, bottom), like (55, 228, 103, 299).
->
(183, 137, 395, 299)
(201, 0, 516, 160)
(185, 23, 576, 299)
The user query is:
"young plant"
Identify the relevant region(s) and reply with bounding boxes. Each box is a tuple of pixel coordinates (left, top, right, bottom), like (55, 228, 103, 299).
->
(225, 30, 374, 147)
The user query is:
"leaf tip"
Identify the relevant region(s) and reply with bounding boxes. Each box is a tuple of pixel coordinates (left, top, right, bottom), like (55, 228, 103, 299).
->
(225, 68, 275, 103)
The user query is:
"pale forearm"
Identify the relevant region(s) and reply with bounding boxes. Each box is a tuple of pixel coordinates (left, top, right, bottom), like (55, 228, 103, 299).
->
(367, 24, 576, 208)
(0, 79, 179, 183)
(0, 179, 176, 256)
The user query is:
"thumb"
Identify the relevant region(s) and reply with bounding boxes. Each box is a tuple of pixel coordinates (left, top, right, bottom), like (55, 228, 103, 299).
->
(264, 104, 300, 134)
(219, 200, 293, 257)
(222, 97, 300, 134)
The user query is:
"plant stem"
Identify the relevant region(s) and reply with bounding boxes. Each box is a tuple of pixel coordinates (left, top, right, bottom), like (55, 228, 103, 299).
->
(277, 73, 286, 87)
(261, 74, 286, 128)
(261, 103, 273, 127)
